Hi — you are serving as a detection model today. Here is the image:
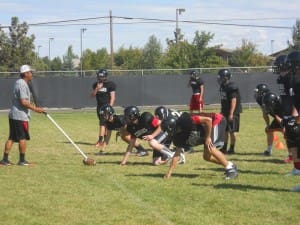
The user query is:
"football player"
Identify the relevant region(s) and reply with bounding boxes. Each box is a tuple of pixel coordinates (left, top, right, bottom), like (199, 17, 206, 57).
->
(97, 104, 147, 156)
(91, 69, 116, 148)
(188, 70, 204, 114)
(161, 112, 238, 180)
(217, 69, 242, 154)
(120, 106, 184, 166)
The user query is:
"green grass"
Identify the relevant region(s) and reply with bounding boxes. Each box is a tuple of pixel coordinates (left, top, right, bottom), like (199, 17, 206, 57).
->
(0, 109, 299, 225)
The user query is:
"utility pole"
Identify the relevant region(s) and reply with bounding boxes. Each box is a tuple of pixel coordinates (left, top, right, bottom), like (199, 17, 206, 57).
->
(80, 28, 87, 77)
(175, 8, 185, 45)
(109, 10, 114, 71)
(48, 37, 54, 70)
(270, 40, 274, 54)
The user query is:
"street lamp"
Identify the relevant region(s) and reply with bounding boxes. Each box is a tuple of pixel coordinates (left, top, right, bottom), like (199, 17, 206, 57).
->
(175, 8, 185, 45)
(80, 28, 87, 77)
(37, 45, 42, 58)
(48, 37, 54, 69)
(270, 40, 274, 54)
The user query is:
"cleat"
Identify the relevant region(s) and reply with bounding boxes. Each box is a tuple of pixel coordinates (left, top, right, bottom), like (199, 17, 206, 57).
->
(0, 159, 13, 166)
(283, 155, 293, 163)
(224, 165, 238, 180)
(286, 168, 300, 176)
(17, 160, 33, 166)
(136, 151, 148, 157)
(263, 150, 271, 156)
(178, 152, 186, 164)
(227, 148, 235, 155)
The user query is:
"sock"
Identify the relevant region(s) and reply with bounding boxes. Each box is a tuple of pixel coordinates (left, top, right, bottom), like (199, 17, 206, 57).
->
(160, 146, 174, 158)
(98, 136, 104, 142)
(135, 145, 145, 152)
(267, 145, 272, 152)
(294, 162, 300, 170)
(19, 153, 25, 162)
(226, 161, 234, 169)
(3, 153, 8, 161)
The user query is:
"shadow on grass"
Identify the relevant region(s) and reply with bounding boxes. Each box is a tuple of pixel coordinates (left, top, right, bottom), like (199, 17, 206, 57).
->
(195, 167, 282, 175)
(226, 152, 267, 156)
(229, 158, 285, 164)
(96, 161, 153, 166)
(126, 173, 200, 179)
(59, 141, 95, 146)
(192, 183, 291, 192)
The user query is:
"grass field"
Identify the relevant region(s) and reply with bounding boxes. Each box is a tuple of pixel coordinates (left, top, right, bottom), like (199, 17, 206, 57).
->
(0, 108, 299, 225)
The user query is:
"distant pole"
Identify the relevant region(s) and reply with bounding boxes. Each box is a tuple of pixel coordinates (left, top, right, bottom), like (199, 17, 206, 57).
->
(80, 28, 87, 77)
(271, 40, 274, 54)
(110, 10, 114, 70)
(175, 8, 185, 45)
(37, 45, 42, 58)
(48, 37, 54, 69)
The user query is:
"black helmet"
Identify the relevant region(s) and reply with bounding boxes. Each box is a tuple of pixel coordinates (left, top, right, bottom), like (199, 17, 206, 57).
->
(161, 116, 177, 136)
(262, 92, 281, 115)
(286, 50, 300, 73)
(190, 70, 200, 81)
(99, 104, 115, 121)
(124, 106, 140, 123)
(96, 69, 108, 81)
(217, 69, 231, 85)
(272, 55, 287, 74)
(254, 83, 270, 105)
(154, 106, 169, 120)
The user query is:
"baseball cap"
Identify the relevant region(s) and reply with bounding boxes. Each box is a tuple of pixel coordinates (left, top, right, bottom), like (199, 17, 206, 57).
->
(20, 65, 32, 73)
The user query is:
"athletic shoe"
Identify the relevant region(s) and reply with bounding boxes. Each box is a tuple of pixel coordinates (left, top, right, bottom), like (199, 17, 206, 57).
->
(263, 150, 271, 156)
(291, 185, 300, 192)
(95, 141, 104, 147)
(17, 160, 33, 166)
(136, 151, 148, 157)
(185, 146, 194, 154)
(178, 152, 186, 164)
(224, 165, 238, 180)
(227, 149, 235, 155)
(283, 155, 293, 163)
(286, 168, 300, 176)
(0, 159, 13, 166)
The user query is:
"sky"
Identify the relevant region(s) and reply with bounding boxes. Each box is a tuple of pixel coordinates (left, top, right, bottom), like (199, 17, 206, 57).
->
(0, 0, 299, 59)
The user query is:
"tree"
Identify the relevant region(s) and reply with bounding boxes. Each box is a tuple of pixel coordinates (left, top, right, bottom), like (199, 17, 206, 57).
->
(290, 19, 300, 50)
(142, 35, 162, 69)
(114, 46, 143, 69)
(62, 45, 78, 70)
(0, 17, 36, 72)
(230, 39, 269, 67)
(82, 48, 110, 70)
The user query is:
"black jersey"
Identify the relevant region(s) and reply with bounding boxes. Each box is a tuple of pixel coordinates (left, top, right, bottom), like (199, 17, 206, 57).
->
(126, 112, 160, 139)
(277, 74, 291, 97)
(92, 80, 116, 106)
(291, 75, 300, 111)
(190, 77, 204, 94)
(105, 115, 126, 131)
(219, 81, 242, 116)
(281, 116, 300, 146)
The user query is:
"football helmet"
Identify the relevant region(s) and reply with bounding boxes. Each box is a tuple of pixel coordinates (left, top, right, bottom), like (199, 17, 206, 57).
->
(124, 106, 140, 123)
(190, 70, 200, 81)
(217, 69, 231, 85)
(99, 104, 115, 121)
(254, 83, 270, 105)
(286, 50, 300, 73)
(96, 69, 108, 81)
(262, 92, 281, 115)
(154, 106, 169, 120)
(161, 116, 177, 136)
(272, 55, 287, 74)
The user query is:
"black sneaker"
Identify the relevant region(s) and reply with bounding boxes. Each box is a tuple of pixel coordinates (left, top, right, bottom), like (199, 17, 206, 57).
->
(227, 149, 235, 154)
(263, 150, 271, 156)
(136, 151, 148, 157)
(0, 159, 12, 166)
(17, 160, 33, 166)
(224, 165, 238, 180)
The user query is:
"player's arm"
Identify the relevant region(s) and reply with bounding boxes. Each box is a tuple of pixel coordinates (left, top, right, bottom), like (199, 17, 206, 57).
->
(91, 82, 102, 97)
(20, 98, 45, 113)
(229, 97, 237, 120)
(109, 91, 115, 106)
(262, 111, 270, 127)
(200, 84, 204, 100)
(120, 136, 136, 165)
(165, 147, 181, 179)
(143, 117, 161, 141)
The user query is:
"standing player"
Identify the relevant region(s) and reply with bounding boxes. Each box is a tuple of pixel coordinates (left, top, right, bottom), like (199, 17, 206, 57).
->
(0, 65, 45, 166)
(217, 69, 242, 154)
(97, 104, 147, 156)
(188, 70, 204, 114)
(161, 112, 237, 180)
(91, 69, 116, 148)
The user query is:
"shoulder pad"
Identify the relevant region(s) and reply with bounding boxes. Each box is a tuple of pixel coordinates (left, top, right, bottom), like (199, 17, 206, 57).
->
(226, 82, 238, 92)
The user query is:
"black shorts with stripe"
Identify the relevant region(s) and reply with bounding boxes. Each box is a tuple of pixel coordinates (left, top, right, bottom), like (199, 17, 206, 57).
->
(8, 118, 30, 142)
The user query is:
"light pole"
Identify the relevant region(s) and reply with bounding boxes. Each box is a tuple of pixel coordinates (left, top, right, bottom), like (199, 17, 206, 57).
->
(175, 8, 185, 45)
(48, 37, 54, 69)
(80, 28, 87, 77)
(37, 45, 42, 58)
(270, 40, 274, 54)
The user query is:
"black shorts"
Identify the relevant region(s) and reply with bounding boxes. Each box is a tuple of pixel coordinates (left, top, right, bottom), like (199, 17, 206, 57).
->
(8, 118, 30, 142)
(226, 115, 240, 133)
(268, 119, 282, 131)
(96, 105, 107, 126)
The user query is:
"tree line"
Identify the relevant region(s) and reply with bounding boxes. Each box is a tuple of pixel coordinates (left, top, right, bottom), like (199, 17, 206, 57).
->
(0, 17, 300, 73)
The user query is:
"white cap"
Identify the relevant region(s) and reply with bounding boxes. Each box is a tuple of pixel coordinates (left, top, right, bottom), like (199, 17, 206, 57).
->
(20, 65, 32, 73)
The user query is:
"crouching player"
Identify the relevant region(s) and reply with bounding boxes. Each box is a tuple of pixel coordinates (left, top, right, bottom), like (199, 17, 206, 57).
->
(120, 106, 184, 166)
(97, 104, 147, 156)
(161, 112, 237, 180)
